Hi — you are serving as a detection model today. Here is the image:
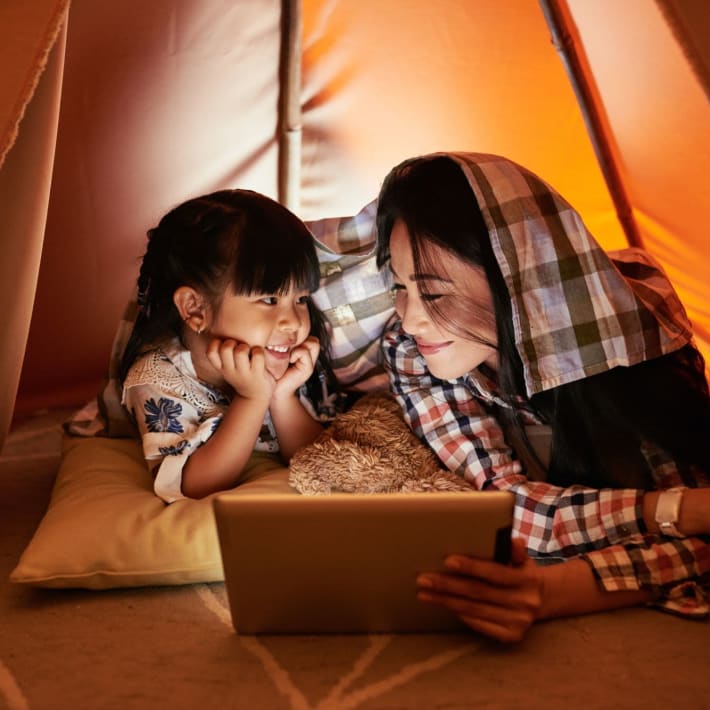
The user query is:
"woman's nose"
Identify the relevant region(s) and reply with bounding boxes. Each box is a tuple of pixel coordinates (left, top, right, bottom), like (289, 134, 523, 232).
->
(399, 294, 428, 335)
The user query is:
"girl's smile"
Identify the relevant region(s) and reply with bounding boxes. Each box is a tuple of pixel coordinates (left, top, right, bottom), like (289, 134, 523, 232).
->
(206, 285, 312, 381)
(264, 343, 295, 363)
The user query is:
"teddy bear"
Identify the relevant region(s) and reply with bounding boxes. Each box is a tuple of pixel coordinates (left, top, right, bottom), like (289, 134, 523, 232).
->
(288, 391, 474, 495)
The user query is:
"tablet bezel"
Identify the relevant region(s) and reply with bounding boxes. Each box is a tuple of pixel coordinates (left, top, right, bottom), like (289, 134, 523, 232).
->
(213, 491, 514, 634)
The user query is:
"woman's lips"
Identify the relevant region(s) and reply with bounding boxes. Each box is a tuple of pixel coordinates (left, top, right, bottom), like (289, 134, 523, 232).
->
(415, 340, 452, 356)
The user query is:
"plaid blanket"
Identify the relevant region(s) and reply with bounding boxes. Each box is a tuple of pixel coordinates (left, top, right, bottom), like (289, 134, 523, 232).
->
(446, 151, 693, 395)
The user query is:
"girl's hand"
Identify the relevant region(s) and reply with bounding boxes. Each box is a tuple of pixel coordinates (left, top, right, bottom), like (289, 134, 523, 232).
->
(206, 337, 274, 402)
(416, 537, 543, 643)
(272, 336, 320, 402)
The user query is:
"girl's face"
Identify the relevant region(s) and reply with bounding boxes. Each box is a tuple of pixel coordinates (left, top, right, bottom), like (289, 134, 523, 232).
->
(389, 219, 498, 379)
(209, 284, 312, 380)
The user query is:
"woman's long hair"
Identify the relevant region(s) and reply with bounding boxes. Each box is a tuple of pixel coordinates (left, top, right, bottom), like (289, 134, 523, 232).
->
(376, 156, 710, 489)
(120, 189, 335, 404)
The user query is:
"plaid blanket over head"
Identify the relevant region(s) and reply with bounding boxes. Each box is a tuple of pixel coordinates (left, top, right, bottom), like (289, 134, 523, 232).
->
(446, 151, 693, 395)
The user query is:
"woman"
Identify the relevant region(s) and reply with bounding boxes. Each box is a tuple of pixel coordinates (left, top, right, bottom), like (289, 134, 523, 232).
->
(376, 152, 710, 641)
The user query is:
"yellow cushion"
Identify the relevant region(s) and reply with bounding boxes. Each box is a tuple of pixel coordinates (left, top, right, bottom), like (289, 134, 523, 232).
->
(10, 436, 293, 589)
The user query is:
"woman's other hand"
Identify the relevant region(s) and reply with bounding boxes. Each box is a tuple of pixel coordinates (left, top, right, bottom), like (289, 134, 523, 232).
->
(416, 537, 543, 642)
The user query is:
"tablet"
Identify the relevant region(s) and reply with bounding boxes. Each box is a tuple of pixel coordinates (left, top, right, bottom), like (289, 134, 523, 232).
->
(213, 491, 514, 634)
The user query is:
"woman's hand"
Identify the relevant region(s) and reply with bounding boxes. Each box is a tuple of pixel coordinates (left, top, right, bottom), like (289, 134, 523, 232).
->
(416, 537, 544, 643)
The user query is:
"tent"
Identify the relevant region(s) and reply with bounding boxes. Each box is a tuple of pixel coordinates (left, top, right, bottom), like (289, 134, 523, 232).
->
(3, 3, 710, 705)
(1, 0, 709, 450)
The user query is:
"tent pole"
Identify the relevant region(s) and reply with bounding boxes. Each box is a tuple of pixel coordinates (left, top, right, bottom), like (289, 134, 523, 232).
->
(278, 0, 302, 212)
(539, 0, 643, 248)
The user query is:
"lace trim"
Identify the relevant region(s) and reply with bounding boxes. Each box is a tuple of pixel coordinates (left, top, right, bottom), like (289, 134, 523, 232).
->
(123, 345, 227, 415)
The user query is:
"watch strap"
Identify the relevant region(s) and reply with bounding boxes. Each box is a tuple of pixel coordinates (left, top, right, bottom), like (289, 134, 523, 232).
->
(655, 486, 686, 538)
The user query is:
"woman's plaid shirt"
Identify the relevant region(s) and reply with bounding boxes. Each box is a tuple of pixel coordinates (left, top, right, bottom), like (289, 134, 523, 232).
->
(383, 319, 710, 617)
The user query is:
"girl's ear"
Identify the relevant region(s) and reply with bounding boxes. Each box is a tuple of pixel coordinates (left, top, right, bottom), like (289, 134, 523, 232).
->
(174, 286, 208, 335)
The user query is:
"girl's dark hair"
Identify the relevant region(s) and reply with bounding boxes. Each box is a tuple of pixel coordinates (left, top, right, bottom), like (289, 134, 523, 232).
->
(120, 189, 335, 402)
(376, 155, 710, 489)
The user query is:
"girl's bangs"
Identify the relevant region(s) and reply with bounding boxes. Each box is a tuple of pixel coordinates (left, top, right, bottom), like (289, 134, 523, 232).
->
(232, 228, 320, 296)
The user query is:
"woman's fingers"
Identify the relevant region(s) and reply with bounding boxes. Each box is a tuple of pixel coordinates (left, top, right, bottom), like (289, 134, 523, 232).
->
(441, 538, 530, 587)
(415, 540, 543, 643)
(417, 569, 540, 611)
(459, 615, 532, 644)
(416, 581, 538, 643)
(509, 536, 529, 566)
(442, 556, 527, 587)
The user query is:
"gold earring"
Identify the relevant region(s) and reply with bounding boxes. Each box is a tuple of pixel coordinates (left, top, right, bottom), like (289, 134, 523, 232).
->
(183, 315, 204, 335)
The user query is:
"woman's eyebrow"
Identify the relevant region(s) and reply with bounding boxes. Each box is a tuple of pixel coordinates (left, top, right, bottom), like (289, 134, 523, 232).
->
(414, 273, 452, 283)
(389, 263, 452, 284)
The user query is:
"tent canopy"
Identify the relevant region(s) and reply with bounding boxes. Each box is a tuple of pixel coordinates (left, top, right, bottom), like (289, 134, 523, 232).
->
(1, 0, 708, 449)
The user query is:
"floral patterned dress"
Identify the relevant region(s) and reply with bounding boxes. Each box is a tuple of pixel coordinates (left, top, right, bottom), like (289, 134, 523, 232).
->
(122, 337, 313, 503)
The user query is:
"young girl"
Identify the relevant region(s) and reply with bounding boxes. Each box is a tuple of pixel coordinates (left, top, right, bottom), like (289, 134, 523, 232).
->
(376, 152, 710, 641)
(120, 189, 337, 502)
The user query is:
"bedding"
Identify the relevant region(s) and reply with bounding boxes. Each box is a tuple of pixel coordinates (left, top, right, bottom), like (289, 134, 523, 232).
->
(9, 436, 291, 589)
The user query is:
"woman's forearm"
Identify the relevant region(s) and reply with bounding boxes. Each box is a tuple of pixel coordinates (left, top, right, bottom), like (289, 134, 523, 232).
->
(537, 558, 652, 621)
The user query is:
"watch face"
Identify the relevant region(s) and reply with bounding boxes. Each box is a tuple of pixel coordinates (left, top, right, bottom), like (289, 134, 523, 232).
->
(655, 488, 684, 537)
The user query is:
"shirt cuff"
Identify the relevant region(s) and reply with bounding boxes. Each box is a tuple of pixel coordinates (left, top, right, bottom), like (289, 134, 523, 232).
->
(581, 546, 642, 592)
(649, 581, 710, 619)
(598, 488, 645, 542)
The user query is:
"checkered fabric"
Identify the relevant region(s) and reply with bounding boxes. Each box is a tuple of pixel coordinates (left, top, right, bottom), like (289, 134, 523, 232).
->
(381, 152, 709, 616)
(66, 200, 394, 438)
(309, 199, 394, 390)
(446, 152, 693, 395)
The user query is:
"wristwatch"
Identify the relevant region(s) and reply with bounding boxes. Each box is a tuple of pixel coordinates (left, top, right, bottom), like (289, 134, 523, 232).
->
(655, 486, 686, 538)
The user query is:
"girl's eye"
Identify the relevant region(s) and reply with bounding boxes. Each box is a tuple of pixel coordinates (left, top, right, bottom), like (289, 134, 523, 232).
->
(296, 294, 311, 305)
(421, 293, 444, 302)
(260, 296, 278, 305)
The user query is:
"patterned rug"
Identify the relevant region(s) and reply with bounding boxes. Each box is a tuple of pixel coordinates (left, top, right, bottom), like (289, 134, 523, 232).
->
(2, 410, 709, 710)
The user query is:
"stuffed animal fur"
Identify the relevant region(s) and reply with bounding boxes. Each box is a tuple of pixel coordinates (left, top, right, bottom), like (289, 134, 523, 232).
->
(289, 391, 474, 494)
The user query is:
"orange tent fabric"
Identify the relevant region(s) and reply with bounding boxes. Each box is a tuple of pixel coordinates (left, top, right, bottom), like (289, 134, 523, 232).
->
(2, 0, 708, 449)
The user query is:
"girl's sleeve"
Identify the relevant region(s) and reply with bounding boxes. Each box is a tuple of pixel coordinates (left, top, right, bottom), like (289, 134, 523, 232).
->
(122, 381, 221, 503)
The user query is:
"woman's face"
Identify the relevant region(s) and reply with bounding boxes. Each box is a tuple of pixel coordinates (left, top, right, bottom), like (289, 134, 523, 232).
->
(389, 220, 498, 379)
